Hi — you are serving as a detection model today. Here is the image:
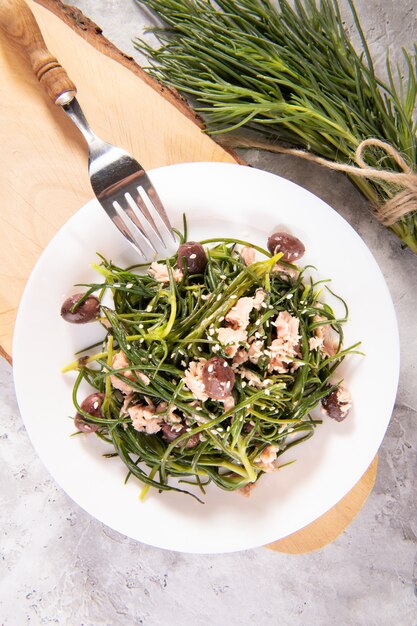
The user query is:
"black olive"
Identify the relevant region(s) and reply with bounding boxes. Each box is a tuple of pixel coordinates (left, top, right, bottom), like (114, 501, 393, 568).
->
(74, 392, 105, 433)
(267, 232, 305, 263)
(161, 423, 199, 448)
(61, 293, 100, 324)
(177, 242, 207, 274)
(321, 387, 350, 421)
(202, 356, 235, 400)
(74, 414, 100, 433)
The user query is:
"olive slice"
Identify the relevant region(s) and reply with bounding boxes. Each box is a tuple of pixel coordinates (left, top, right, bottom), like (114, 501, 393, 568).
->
(177, 242, 207, 274)
(202, 356, 235, 400)
(321, 387, 351, 421)
(61, 293, 100, 324)
(74, 392, 105, 433)
(161, 423, 200, 448)
(267, 232, 305, 263)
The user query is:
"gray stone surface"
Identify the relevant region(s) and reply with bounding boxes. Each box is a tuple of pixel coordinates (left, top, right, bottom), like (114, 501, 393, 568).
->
(1, 1, 416, 624)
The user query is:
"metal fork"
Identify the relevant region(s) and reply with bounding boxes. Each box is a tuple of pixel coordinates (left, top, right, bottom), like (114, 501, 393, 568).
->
(0, 0, 176, 260)
(63, 99, 176, 258)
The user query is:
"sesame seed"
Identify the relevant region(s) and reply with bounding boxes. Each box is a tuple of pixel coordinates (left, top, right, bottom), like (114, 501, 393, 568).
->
(241, 381, 247, 388)
(138, 324, 144, 329)
(220, 274, 227, 279)
(255, 332, 261, 339)
(187, 344, 192, 350)
(146, 305, 152, 312)
(261, 303, 267, 309)
(219, 316, 224, 322)
(264, 389, 271, 396)
(198, 347, 202, 352)
(286, 293, 293, 299)
(196, 407, 202, 411)
(189, 253, 197, 259)
(126, 345, 131, 350)
(125, 282, 133, 289)
(287, 427, 294, 433)
(216, 427, 223, 433)
(139, 339, 144, 344)
(201, 294, 209, 300)
(230, 295, 238, 299)
(208, 328, 215, 336)
(223, 362, 228, 368)
(208, 365, 214, 373)
(93, 401, 99, 409)
(181, 360, 187, 367)
(214, 344, 220, 351)
(226, 381, 231, 388)
(216, 294, 222, 301)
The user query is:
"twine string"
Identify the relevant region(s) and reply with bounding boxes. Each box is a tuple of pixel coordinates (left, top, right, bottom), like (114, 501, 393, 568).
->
(221, 135, 417, 226)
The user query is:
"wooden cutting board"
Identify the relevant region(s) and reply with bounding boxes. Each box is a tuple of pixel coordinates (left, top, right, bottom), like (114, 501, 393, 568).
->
(0, 0, 376, 552)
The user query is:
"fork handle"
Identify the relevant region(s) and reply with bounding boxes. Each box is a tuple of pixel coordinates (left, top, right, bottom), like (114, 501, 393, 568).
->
(0, 0, 76, 105)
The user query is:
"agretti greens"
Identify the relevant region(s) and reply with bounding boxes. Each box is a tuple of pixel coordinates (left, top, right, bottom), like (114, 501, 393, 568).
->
(134, 0, 417, 252)
(64, 233, 359, 501)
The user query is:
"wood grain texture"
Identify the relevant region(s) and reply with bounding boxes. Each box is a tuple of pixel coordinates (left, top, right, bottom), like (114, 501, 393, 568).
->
(0, 0, 236, 360)
(0, 0, 376, 552)
(267, 456, 378, 553)
(0, 0, 76, 104)
(35, 0, 206, 127)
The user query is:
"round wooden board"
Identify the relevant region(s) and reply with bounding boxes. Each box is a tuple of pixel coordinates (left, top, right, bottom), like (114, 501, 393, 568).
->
(0, 0, 378, 554)
(267, 456, 378, 553)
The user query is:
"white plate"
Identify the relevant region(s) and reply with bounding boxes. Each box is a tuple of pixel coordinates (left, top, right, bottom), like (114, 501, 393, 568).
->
(13, 162, 399, 553)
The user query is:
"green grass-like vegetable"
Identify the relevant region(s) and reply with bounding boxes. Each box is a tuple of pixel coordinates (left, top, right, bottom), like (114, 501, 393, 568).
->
(64, 232, 359, 501)
(133, 0, 417, 252)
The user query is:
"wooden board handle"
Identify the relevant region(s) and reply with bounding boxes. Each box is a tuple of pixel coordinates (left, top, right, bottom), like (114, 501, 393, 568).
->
(0, 0, 76, 104)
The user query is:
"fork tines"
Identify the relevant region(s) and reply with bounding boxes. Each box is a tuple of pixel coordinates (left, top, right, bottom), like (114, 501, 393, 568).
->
(103, 183, 176, 259)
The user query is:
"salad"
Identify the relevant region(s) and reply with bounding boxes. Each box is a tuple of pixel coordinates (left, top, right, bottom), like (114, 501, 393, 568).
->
(61, 225, 359, 502)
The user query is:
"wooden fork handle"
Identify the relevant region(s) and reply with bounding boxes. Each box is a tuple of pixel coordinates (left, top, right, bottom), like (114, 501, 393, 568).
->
(0, 0, 76, 104)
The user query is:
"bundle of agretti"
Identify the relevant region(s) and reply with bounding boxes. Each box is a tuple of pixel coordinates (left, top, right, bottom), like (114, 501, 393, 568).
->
(134, 0, 417, 253)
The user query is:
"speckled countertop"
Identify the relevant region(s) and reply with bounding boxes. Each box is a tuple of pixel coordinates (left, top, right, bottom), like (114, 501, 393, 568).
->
(1, 1, 416, 624)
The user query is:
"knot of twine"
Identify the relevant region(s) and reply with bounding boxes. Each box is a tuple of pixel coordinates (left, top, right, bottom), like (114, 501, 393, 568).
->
(224, 136, 417, 226)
